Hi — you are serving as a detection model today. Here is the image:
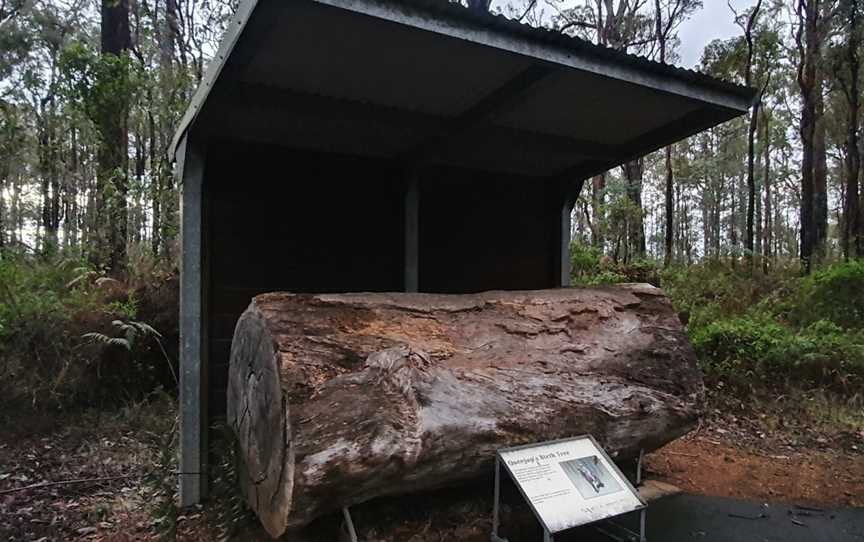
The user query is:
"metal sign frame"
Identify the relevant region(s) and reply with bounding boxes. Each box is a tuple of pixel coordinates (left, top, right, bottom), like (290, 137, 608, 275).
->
(492, 435, 647, 542)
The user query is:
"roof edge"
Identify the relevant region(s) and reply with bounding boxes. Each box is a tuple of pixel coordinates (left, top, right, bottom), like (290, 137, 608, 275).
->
(170, 0, 260, 158)
(319, 0, 756, 109)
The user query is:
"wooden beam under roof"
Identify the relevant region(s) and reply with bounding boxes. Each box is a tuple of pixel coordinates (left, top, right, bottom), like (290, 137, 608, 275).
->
(198, 81, 625, 168)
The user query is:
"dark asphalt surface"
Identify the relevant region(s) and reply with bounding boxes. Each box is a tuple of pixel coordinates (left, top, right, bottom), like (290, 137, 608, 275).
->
(555, 495, 864, 542)
(645, 495, 864, 541)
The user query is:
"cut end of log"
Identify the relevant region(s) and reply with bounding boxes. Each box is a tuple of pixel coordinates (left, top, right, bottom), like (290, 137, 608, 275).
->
(227, 286, 704, 538)
(227, 307, 295, 538)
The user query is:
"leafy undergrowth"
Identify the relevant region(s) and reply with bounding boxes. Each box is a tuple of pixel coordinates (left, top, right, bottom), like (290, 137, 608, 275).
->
(674, 261, 864, 393)
(573, 256, 864, 396)
(0, 253, 179, 416)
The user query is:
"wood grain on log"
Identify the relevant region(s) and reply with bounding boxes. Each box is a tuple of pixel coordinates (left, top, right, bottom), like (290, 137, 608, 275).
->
(227, 285, 703, 538)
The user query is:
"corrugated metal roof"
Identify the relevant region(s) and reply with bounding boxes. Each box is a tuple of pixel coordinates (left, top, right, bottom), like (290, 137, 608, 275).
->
(170, 0, 755, 158)
(405, 0, 754, 100)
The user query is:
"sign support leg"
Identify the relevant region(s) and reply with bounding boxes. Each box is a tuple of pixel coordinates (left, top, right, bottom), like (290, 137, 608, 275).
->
(491, 457, 509, 542)
(637, 448, 646, 542)
(342, 506, 358, 542)
(639, 508, 647, 542)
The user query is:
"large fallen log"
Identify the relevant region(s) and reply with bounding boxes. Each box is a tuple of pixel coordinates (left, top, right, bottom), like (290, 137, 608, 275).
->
(227, 285, 703, 538)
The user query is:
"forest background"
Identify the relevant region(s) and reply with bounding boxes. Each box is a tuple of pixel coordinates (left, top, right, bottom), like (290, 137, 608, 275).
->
(0, 1, 863, 537)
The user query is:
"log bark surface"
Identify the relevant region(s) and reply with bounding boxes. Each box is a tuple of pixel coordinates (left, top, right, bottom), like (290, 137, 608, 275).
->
(227, 285, 703, 538)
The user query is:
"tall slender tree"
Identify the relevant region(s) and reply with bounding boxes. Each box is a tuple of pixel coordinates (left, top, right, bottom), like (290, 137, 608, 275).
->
(797, 0, 821, 272)
(839, 0, 861, 259)
(97, 0, 131, 272)
(734, 0, 763, 271)
(763, 112, 773, 271)
(466, 0, 493, 13)
(655, 0, 675, 266)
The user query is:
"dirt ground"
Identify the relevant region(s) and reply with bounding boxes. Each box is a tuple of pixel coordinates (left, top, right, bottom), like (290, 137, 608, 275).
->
(646, 434, 864, 508)
(0, 398, 176, 542)
(1, 396, 862, 542)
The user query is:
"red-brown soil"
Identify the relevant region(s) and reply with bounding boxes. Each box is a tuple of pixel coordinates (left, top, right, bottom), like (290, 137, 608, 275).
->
(646, 434, 864, 508)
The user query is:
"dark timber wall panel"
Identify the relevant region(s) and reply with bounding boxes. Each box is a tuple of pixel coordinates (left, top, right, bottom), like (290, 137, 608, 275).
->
(204, 143, 559, 414)
(419, 169, 555, 293)
(205, 142, 404, 414)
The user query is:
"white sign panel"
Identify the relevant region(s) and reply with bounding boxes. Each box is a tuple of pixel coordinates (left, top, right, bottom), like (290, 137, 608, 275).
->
(498, 436, 644, 533)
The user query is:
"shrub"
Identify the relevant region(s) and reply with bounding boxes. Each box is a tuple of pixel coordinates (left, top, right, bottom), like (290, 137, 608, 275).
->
(569, 241, 659, 286)
(0, 255, 101, 409)
(788, 260, 864, 330)
(0, 253, 179, 413)
(660, 260, 796, 330)
(569, 242, 603, 281)
(692, 314, 864, 392)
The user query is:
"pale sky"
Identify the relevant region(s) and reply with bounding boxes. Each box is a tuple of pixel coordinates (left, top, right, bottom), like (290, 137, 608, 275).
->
(494, 0, 761, 69)
(678, 0, 759, 67)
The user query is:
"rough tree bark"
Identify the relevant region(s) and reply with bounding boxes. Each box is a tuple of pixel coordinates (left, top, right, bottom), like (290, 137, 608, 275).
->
(592, 173, 606, 249)
(814, 91, 829, 260)
(228, 286, 703, 538)
(742, 0, 763, 271)
(763, 114, 773, 273)
(664, 145, 674, 266)
(622, 158, 646, 261)
(98, 0, 131, 273)
(843, 0, 861, 260)
(466, 0, 492, 13)
(655, 0, 673, 267)
(796, 0, 823, 272)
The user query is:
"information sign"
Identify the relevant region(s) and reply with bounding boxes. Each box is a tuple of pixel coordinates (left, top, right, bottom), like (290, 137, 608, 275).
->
(497, 435, 645, 534)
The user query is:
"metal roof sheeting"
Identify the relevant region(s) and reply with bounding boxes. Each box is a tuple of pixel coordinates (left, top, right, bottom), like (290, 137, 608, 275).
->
(171, 0, 755, 178)
(388, 0, 754, 101)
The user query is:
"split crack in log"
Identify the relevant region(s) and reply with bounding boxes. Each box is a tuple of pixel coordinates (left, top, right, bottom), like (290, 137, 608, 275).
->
(226, 285, 704, 538)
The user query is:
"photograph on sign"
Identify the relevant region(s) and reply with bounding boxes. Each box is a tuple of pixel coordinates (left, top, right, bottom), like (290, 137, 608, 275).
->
(560, 455, 623, 500)
(498, 436, 644, 534)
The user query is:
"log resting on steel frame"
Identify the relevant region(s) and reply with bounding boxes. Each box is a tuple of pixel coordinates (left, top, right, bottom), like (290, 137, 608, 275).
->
(226, 284, 703, 538)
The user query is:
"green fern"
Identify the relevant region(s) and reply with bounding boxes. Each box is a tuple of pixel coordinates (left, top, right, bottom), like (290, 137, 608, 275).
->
(83, 319, 160, 351)
(83, 320, 176, 385)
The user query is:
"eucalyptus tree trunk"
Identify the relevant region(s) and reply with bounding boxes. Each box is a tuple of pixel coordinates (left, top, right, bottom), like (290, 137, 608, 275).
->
(466, 0, 493, 13)
(814, 93, 828, 260)
(655, 0, 674, 267)
(38, 98, 61, 255)
(592, 174, 606, 249)
(98, 0, 131, 273)
(796, 0, 823, 273)
(844, 0, 861, 260)
(763, 115, 773, 273)
(622, 158, 646, 261)
(740, 0, 763, 272)
(0, 159, 6, 249)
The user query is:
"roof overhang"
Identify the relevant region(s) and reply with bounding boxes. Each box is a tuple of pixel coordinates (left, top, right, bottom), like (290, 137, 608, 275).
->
(171, 0, 756, 180)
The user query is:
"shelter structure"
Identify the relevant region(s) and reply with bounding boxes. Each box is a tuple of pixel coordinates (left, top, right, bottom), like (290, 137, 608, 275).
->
(172, 0, 755, 506)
